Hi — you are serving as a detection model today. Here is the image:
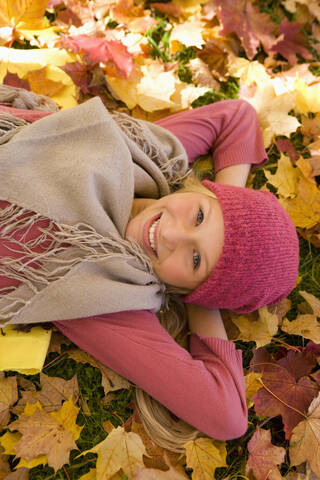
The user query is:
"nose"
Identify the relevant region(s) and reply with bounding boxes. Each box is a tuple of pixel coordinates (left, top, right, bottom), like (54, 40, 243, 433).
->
(160, 220, 191, 251)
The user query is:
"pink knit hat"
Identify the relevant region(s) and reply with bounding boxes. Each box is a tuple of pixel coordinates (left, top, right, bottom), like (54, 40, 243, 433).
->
(182, 180, 299, 313)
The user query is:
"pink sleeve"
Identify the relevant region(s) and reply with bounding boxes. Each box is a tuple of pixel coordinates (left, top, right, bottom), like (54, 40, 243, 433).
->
(154, 99, 268, 173)
(54, 310, 248, 440)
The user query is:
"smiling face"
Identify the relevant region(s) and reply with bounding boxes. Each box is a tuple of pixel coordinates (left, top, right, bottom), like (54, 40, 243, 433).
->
(125, 192, 225, 290)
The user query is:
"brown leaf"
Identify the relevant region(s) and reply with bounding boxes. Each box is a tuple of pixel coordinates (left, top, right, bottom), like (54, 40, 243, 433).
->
(270, 18, 313, 65)
(149, 3, 183, 20)
(3, 467, 29, 480)
(12, 373, 78, 415)
(131, 420, 169, 471)
(0, 376, 18, 428)
(289, 392, 320, 478)
(47, 330, 72, 355)
(0, 445, 10, 480)
(214, 0, 277, 59)
(9, 408, 76, 472)
(246, 428, 286, 480)
(133, 452, 189, 479)
(68, 348, 131, 395)
(252, 349, 319, 438)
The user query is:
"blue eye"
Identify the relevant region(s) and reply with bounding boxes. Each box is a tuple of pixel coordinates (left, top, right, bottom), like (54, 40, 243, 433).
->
(196, 208, 204, 225)
(193, 251, 200, 270)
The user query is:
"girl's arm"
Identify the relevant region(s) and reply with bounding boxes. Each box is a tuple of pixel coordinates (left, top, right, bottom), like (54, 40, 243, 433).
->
(54, 309, 247, 441)
(186, 304, 228, 340)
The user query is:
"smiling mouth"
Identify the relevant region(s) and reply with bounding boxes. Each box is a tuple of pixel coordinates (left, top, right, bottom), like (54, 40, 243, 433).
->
(149, 217, 160, 254)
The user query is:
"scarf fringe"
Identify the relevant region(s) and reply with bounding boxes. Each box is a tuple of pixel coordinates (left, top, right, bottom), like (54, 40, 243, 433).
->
(111, 111, 192, 189)
(0, 84, 59, 112)
(0, 203, 168, 326)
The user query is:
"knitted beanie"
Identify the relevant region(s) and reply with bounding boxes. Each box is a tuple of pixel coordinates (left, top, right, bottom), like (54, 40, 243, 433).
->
(182, 180, 299, 313)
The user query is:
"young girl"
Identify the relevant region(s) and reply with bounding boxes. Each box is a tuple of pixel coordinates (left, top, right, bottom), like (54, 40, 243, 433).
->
(0, 85, 299, 453)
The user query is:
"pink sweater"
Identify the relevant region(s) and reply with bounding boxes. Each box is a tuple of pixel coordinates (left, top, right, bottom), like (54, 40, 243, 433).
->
(0, 99, 267, 440)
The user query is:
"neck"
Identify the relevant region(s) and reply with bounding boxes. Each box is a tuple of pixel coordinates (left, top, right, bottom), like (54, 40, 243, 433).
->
(131, 197, 157, 218)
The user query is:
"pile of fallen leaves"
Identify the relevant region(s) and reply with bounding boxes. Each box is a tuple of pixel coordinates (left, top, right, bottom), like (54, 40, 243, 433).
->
(1, 0, 320, 479)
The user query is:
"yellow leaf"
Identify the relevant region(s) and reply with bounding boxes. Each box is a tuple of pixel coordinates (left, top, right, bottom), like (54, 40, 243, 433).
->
(170, 20, 205, 49)
(296, 157, 316, 182)
(84, 426, 147, 480)
(79, 470, 96, 480)
(227, 56, 270, 85)
(244, 372, 263, 408)
(265, 153, 300, 198)
(300, 291, 320, 316)
(0, 430, 47, 468)
(24, 401, 42, 416)
(289, 392, 320, 478)
(295, 77, 320, 114)
(279, 175, 320, 228)
(0, 47, 77, 109)
(50, 398, 83, 441)
(281, 314, 320, 343)
(0, 431, 21, 455)
(183, 437, 227, 480)
(0, 0, 48, 30)
(232, 306, 279, 348)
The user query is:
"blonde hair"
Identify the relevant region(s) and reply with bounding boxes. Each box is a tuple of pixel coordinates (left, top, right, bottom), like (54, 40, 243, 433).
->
(133, 172, 218, 453)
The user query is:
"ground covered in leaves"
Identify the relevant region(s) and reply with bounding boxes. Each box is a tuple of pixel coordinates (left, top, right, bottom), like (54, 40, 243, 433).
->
(1, 0, 320, 479)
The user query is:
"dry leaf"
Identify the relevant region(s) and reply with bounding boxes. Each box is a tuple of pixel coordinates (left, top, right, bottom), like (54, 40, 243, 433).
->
(133, 452, 189, 479)
(279, 176, 320, 229)
(289, 392, 320, 478)
(183, 437, 227, 480)
(246, 428, 286, 480)
(281, 314, 320, 344)
(232, 306, 279, 348)
(245, 372, 263, 408)
(265, 153, 299, 198)
(0, 376, 18, 428)
(82, 426, 148, 480)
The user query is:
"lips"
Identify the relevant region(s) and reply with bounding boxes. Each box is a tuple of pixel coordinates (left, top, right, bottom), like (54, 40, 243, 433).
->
(143, 213, 161, 257)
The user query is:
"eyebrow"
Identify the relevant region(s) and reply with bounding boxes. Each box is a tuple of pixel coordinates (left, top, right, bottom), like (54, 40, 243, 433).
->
(202, 200, 212, 281)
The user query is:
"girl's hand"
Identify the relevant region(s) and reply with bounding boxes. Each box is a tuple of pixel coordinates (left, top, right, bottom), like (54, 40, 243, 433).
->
(214, 163, 251, 188)
(186, 303, 228, 340)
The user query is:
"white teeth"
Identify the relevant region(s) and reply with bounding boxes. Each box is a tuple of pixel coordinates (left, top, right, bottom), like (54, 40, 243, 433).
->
(149, 218, 160, 253)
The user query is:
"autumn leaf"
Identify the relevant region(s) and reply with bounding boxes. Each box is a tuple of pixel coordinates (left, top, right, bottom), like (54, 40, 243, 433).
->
(0, 430, 48, 469)
(265, 153, 300, 198)
(183, 437, 227, 480)
(244, 372, 263, 408)
(270, 18, 313, 65)
(8, 401, 80, 471)
(0, 375, 18, 428)
(60, 34, 134, 78)
(0, 0, 49, 31)
(0, 445, 10, 480)
(281, 314, 320, 344)
(231, 306, 279, 348)
(133, 452, 189, 479)
(289, 392, 320, 478)
(246, 428, 286, 480)
(279, 175, 320, 228)
(170, 20, 205, 49)
(214, 0, 277, 59)
(251, 349, 319, 438)
(81, 426, 148, 480)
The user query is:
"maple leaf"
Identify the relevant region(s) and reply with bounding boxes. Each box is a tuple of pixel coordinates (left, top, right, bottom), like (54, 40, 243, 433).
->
(276, 139, 299, 163)
(252, 349, 319, 438)
(289, 392, 320, 478)
(0, 376, 18, 428)
(0, 445, 10, 480)
(265, 153, 300, 199)
(12, 373, 79, 415)
(246, 427, 286, 480)
(134, 452, 189, 479)
(170, 20, 205, 49)
(231, 306, 279, 348)
(214, 0, 277, 59)
(67, 348, 131, 395)
(281, 314, 320, 344)
(81, 426, 148, 479)
(183, 437, 227, 479)
(279, 176, 320, 229)
(8, 405, 77, 471)
(0, 430, 47, 469)
(245, 372, 263, 408)
(60, 35, 133, 79)
(149, 3, 183, 20)
(295, 77, 320, 115)
(270, 18, 313, 65)
(0, 0, 48, 31)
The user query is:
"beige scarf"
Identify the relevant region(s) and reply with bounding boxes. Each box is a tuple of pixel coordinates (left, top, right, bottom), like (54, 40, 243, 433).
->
(0, 92, 190, 327)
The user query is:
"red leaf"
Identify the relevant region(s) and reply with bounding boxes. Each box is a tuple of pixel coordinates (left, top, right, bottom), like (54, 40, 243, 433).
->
(247, 428, 285, 480)
(276, 139, 299, 163)
(214, 0, 277, 59)
(61, 62, 91, 94)
(60, 35, 133, 79)
(270, 18, 313, 65)
(251, 348, 319, 438)
(3, 73, 30, 91)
